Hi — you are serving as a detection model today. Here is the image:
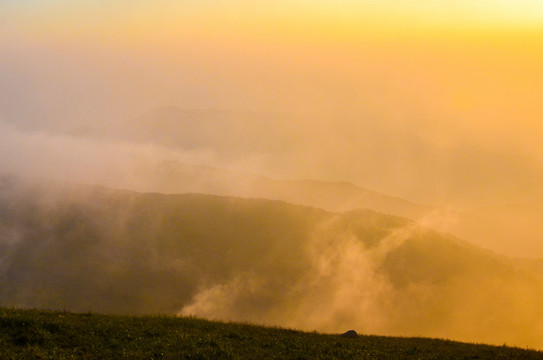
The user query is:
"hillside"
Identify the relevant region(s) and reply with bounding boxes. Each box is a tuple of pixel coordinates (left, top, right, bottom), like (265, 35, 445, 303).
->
(65, 106, 432, 219)
(65, 107, 431, 219)
(64, 107, 543, 257)
(117, 159, 431, 218)
(2, 308, 542, 360)
(118, 158, 543, 259)
(1, 177, 543, 348)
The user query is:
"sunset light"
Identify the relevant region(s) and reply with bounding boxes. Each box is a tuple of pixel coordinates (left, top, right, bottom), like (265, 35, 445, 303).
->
(2, 0, 543, 354)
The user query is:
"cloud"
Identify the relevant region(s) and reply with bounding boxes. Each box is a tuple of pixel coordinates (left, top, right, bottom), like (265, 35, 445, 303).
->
(0, 121, 217, 192)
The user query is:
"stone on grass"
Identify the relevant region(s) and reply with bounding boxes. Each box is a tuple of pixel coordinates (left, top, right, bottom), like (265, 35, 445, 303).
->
(340, 330, 358, 338)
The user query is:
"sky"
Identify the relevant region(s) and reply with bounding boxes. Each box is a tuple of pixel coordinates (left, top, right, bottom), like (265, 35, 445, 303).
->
(1, 0, 542, 125)
(3, 0, 543, 346)
(1, 1, 543, 206)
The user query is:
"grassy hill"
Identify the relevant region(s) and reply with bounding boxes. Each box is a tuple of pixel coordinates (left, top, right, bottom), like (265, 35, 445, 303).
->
(1, 307, 542, 360)
(1, 177, 543, 348)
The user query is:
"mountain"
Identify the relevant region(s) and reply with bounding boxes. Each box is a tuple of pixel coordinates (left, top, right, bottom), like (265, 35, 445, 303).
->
(127, 159, 431, 218)
(1, 177, 542, 348)
(98, 157, 539, 258)
(64, 106, 543, 257)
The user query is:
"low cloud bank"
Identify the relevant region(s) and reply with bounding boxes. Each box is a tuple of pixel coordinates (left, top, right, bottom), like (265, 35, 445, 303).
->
(1, 182, 542, 348)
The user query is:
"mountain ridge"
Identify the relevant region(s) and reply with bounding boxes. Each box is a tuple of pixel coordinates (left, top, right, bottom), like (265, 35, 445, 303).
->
(1, 178, 542, 348)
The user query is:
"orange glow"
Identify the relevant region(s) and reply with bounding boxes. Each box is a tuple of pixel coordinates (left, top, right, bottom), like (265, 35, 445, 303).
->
(2, 0, 543, 350)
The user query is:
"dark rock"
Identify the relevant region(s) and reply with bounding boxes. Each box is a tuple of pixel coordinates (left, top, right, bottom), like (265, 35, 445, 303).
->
(340, 330, 358, 338)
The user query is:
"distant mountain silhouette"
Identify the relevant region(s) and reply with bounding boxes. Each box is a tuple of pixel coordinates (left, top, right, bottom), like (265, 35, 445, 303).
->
(120, 159, 431, 219)
(65, 107, 543, 258)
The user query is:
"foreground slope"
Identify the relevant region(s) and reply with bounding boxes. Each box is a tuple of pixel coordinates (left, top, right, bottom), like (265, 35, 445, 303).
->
(1, 308, 542, 360)
(1, 176, 543, 348)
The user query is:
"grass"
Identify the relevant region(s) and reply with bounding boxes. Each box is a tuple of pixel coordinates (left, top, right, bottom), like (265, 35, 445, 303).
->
(1, 307, 542, 359)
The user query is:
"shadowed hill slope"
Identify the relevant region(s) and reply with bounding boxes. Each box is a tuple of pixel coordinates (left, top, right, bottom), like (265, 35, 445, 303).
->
(1, 177, 542, 348)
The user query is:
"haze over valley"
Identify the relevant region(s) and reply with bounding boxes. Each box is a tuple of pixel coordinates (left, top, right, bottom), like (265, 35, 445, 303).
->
(2, 0, 543, 351)
(2, 177, 543, 348)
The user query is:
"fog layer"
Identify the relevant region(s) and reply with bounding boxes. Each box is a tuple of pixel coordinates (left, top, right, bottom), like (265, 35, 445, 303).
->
(2, 179, 542, 348)
(2, 0, 543, 350)
(1, 117, 542, 258)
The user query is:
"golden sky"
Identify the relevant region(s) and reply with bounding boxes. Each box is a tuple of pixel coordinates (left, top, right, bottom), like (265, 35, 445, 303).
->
(4, 0, 543, 42)
(1, 0, 543, 206)
(3, 4, 543, 349)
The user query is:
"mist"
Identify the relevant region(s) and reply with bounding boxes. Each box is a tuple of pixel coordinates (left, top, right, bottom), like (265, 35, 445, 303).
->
(2, 0, 543, 351)
(1, 111, 543, 257)
(2, 27, 543, 207)
(1, 181, 542, 348)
